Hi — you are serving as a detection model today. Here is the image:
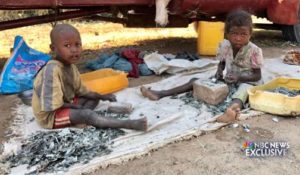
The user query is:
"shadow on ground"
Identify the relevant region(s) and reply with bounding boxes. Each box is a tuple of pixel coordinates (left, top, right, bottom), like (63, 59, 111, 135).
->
(1, 29, 299, 72)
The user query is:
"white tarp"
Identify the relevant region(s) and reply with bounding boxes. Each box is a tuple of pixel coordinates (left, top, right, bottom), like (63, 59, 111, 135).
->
(143, 52, 218, 74)
(3, 58, 300, 175)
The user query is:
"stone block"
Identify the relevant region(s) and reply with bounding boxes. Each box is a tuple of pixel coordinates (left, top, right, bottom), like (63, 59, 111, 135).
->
(193, 79, 229, 105)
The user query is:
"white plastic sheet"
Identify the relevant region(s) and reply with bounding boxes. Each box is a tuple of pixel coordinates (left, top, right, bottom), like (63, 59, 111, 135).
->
(4, 58, 300, 174)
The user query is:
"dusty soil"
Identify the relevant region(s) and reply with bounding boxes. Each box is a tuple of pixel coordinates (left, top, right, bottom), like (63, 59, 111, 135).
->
(0, 22, 300, 175)
(94, 115, 300, 175)
(92, 30, 300, 175)
(0, 95, 17, 142)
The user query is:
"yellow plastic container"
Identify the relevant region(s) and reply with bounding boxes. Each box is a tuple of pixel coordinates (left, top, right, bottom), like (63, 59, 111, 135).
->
(197, 21, 224, 56)
(248, 77, 300, 116)
(80, 68, 128, 95)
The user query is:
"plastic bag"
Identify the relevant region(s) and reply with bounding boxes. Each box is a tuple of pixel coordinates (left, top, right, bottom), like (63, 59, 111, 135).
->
(0, 36, 50, 94)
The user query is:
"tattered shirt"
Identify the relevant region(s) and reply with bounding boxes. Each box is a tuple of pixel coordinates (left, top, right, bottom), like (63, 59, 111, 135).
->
(216, 39, 263, 84)
(32, 60, 89, 129)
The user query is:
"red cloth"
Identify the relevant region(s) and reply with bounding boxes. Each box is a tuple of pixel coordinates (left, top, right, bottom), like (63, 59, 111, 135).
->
(53, 97, 78, 129)
(121, 49, 144, 78)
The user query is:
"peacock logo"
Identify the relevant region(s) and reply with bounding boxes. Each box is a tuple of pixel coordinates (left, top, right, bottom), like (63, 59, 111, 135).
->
(242, 141, 254, 150)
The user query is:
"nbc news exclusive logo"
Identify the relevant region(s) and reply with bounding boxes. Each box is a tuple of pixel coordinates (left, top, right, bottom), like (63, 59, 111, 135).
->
(242, 141, 290, 157)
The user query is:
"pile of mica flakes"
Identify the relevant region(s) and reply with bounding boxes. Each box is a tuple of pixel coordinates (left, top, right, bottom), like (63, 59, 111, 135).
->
(3, 112, 128, 174)
(171, 84, 238, 116)
(268, 87, 300, 97)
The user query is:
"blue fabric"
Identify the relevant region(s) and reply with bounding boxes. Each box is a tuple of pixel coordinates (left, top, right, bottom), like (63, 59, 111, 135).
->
(86, 52, 153, 76)
(139, 64, 153, 76)
(86, 53, 118, 70)
(112, 57, 132, 72)
(0, 36, 50, 94)
(101, 54, 119, 68)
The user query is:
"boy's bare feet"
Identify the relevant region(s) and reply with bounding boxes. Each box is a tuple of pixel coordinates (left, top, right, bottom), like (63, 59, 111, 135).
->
(129, 117, 148, 131)
(216, 103, 240, 123)
(140, 86, 160, 101)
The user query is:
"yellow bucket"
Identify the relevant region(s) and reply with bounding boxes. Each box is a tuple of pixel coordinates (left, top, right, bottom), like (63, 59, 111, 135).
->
(80, 68, 128, 95)
(197, 21, 224, 56)
(248, 77, 300, 116)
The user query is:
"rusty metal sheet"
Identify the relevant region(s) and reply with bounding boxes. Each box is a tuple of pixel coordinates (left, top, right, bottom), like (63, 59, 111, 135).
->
(59, 0, 153, 6)
(267, 0, 300, 25)
(180, 0, 299, 25)
(0, 9, 105, 31)
(0, 0, 153, 9)
(0, 0, 55, 9)
(181, 0, 272, 15)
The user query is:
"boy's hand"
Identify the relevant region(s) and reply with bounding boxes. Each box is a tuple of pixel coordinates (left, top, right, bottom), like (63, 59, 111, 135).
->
(225, 73, 239, 84)
(101, 94, 117, 102)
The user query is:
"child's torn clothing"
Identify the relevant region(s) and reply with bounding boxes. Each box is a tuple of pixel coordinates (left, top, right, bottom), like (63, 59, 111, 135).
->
(216, 39, 264, 105)
(32, 60, 90, 129)
(216, 39, 264, 85)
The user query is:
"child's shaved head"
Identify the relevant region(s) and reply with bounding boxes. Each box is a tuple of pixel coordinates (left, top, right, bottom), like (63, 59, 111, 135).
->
(50, 24, 80, 44)
(49, 24, 82, 65)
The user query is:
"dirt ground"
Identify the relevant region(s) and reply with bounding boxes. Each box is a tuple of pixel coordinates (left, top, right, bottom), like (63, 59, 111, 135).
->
(94, 115, 300, 175)
(0, 22, 300, 175)
(92, 49, 300, 175)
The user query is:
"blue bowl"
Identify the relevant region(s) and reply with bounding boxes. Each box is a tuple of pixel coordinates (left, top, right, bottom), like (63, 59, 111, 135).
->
(18, 90, 33, 106)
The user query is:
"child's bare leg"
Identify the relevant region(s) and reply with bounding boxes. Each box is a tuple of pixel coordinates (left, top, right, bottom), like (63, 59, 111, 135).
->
(140, 87, 162, 100)
(216, 99, 242, 123)
(78, 97, 99, 110)
(141, 77, 198, 100)
(69, 109, 147, 131)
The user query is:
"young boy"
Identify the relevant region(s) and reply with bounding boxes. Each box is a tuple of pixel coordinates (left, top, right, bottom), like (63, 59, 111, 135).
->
(32, 24, 147, 131)
(141, 10, 263, 123)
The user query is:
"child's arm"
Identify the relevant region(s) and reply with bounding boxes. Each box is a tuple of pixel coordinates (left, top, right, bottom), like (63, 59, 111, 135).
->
(225, 68, 261, 83)
(239, 68, 261, 82)
(215, 61, 225, 80)
(80, 91, 117, 102)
